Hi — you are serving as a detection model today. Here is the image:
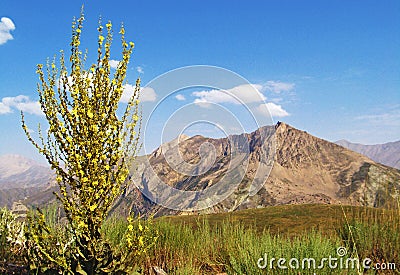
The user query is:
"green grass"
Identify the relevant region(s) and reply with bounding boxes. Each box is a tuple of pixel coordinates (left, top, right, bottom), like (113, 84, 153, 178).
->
(107, 204, 400, 274)
(1, 203, 399, 274)
(159, 204, 393, 235)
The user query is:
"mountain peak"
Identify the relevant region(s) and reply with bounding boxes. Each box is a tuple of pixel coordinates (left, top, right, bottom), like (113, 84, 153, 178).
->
(0, 154, 43, 177)
(0, 154, 54, 207)
(274, 121, 289, 131)
(117, 123, 400, 217)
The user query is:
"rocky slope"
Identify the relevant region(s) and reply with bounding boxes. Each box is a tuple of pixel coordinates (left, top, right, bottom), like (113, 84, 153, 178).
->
(113, 123, 400, 217)
(335, 139, 400, 169)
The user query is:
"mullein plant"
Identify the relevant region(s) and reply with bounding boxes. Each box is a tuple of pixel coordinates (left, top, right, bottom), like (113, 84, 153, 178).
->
(21, 10, 157, 274)
(0, 208, 25, 267)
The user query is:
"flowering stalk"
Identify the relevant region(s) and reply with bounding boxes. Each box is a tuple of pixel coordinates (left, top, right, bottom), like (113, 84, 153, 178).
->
(21, 10, 154, 274)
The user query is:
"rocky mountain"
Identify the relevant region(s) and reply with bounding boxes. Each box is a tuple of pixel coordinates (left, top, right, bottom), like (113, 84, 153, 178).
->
(113, 122, 400, 217)
(0, 154, 54, 208)
(335, 140, 400, 169)
(1, 123, 399, 216)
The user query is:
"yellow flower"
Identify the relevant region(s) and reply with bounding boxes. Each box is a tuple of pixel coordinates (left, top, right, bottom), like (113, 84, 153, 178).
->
(78, 220, 86, 228)
(139, 236, 144, 246)
(87, 110, 93, 119)
(90, 204, 97, 211)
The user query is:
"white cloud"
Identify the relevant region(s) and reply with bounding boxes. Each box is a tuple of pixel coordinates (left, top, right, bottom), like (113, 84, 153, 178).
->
(0, 95, 43, 116)
(193, 101, 212, 108)
(0, 17, 15, 45)
(175, 94, 186, 101)
(136, 66, 144, 74)
(57, 75, 73, 89)
(57, 77, 157, 103)
(355, 108, 400, 127)
(192, 84, 266, 106)
(264, 81, 295, 93)
(120, 84, 137, 103)
(256, 103, 289, 117)
(270, 97, 283, 103)
(0, 102, 11, 114)
(109, 60, 119, 69)
(121, 84, 156, 103)
(140, 87, 157, 102)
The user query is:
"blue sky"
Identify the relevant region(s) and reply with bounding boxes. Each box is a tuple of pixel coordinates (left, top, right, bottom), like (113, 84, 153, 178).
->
(0, 0, 399, 162)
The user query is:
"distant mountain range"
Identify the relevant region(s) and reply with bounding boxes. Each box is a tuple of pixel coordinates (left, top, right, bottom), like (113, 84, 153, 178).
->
(335, 140, 400, 169)
(0, 154, 54, 207)
(1, 123, 399, 216)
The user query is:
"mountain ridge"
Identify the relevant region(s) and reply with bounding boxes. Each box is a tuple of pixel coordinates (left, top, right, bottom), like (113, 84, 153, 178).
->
(114, 122, 400, 217)
(335, 139, 400, 169)
(0, 154, 54, 208)
(0, 123, 399, 216)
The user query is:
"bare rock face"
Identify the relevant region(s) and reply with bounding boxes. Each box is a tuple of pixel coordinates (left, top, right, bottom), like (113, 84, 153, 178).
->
(114, 123, 400, 217)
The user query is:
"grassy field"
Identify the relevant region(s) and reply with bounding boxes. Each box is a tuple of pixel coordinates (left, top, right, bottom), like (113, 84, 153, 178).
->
(106, 204, 399, 274)
(1, 203, 399, 274)
(159, 204, 380, 235)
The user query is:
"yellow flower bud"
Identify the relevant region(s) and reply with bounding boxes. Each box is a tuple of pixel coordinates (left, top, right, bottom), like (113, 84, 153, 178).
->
(87, 110, 93, 119)
(90, 204, 97, 211)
